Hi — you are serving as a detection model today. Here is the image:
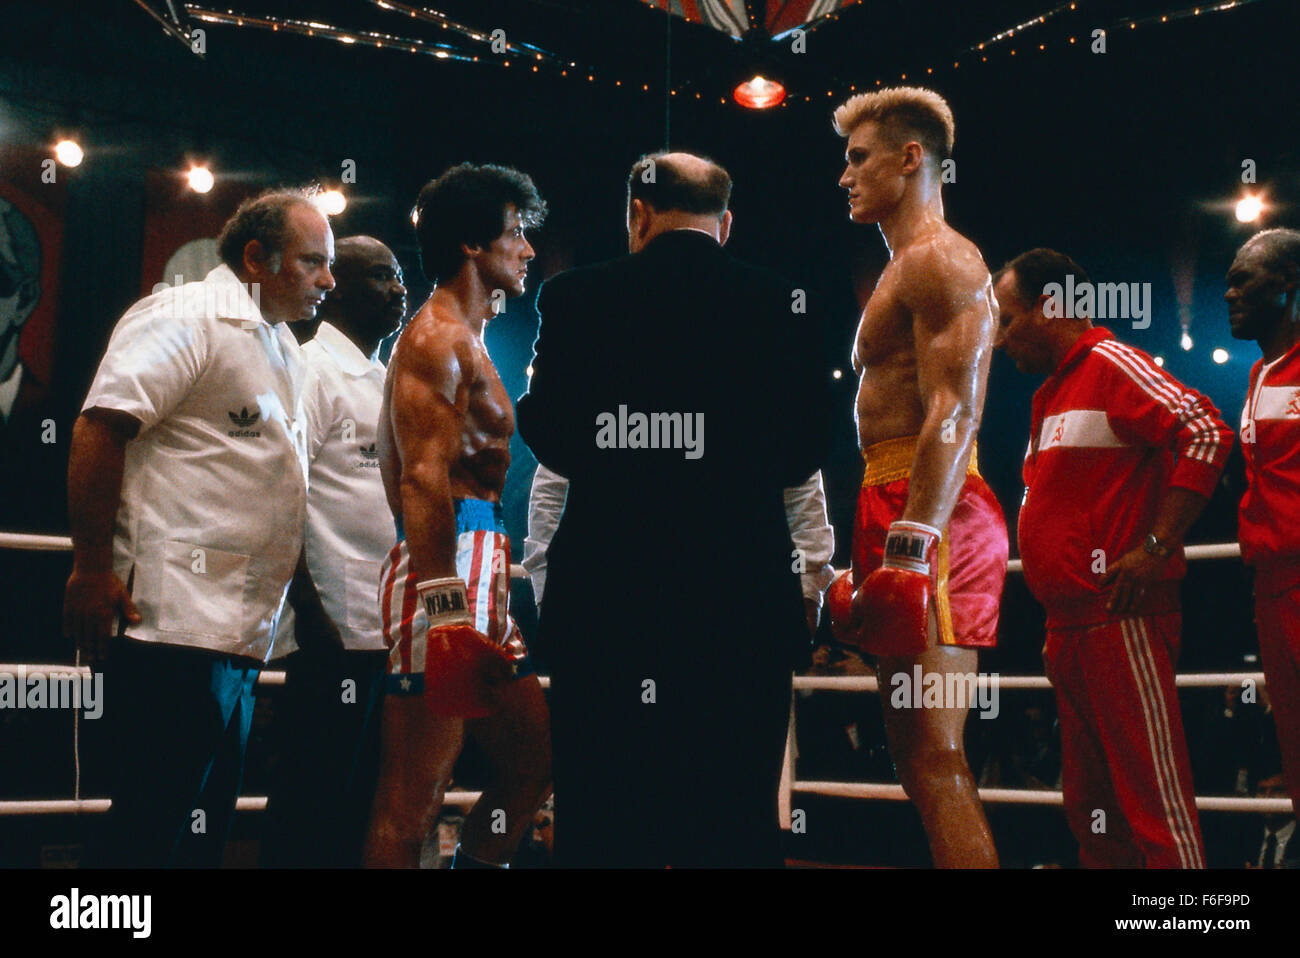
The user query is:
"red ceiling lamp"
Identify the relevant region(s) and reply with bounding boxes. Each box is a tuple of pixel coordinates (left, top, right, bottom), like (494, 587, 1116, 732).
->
(733, 74, 786, 109)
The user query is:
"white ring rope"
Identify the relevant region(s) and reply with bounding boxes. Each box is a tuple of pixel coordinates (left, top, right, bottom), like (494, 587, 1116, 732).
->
(0, 665, 1266, 693)
(0, 530, 1280, 823)
(794, 782, 1294, 814)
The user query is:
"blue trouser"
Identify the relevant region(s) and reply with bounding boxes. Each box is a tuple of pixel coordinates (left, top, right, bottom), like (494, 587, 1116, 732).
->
(97, 637, 258, 868)
(260, 645, 387, 867)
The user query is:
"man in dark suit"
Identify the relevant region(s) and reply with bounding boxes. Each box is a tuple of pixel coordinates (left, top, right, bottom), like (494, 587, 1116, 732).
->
(516, 151, 830, 867)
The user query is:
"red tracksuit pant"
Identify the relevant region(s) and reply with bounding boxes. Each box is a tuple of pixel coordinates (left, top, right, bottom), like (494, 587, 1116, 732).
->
(1256, 585, 1300, 812)
(1045, 612, 1205, 868)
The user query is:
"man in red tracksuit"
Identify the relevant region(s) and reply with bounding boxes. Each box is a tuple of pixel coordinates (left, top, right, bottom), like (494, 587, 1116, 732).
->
(994, 248, 1232, 868)
(1227, 228, 1300, 816)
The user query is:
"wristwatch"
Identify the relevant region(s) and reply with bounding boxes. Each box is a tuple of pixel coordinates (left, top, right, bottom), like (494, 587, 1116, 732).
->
(1144, 533, 1173, 559)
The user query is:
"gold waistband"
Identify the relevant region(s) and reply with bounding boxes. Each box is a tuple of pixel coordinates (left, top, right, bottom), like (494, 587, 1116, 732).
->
(861, 435, 981, 487)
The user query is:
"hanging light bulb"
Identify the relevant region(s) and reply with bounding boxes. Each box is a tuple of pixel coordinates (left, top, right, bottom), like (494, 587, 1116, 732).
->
(733, 75, 787, 110)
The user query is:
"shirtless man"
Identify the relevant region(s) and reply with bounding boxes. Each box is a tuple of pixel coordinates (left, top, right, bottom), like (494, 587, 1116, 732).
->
(364, 163, 551, 868)
(827, 87, 1008, 868)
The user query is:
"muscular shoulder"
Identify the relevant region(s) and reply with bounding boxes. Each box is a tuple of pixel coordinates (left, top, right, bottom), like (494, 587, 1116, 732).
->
(892, 228, 990, 317)
(392, 307, 478, 387)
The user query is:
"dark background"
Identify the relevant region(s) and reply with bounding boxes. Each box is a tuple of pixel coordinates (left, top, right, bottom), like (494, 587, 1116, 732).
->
(0, 0, 1292, 866)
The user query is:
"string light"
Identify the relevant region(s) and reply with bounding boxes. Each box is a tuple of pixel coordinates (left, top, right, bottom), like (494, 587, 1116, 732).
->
(180, 0, 1262, 111)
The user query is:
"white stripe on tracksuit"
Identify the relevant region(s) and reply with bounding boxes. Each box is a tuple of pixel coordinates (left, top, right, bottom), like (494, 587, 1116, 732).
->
(1094, 341, 1222, 464)
(1119, 617, 1204, 868)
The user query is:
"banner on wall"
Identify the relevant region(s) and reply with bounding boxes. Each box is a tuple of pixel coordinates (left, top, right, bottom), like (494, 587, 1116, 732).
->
(139, 168, 253, 297)
(0, 146, 66, 423)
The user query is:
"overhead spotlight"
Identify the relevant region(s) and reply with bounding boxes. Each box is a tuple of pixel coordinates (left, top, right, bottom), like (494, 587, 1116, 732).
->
(831, 368, 843, 380)
(733, 74, 787, 110)
(315, 189, 347, 216)
(1236, 194, 1264, 223)
(1153, 355, 1165, 367)
(54, 139, 84, 167)
(410, 206, 420, 227)
(1212, 348, 1229, 364)
(1180, 330, 1194, 352)
(186, 164, 214, 193)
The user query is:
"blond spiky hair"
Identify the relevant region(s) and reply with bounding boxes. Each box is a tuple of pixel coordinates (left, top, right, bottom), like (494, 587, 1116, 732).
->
(832, 86, 955, 163)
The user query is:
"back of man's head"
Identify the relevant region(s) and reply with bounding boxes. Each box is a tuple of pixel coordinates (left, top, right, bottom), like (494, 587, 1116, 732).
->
(217, 188, 320, 274)
(1243, 228, 1300, 278)
(995, 247, 1092, 316)
(626, 151, 731, 219)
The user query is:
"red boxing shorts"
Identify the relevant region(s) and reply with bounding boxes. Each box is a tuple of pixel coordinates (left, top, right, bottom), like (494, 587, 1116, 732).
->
(380, 498, 531, 695)
(851, 436, 1008, 648)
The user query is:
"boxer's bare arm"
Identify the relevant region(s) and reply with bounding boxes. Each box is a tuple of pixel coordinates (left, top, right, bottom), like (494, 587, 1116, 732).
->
(383, 318, 477, 583)
(897, 237, 996, 530)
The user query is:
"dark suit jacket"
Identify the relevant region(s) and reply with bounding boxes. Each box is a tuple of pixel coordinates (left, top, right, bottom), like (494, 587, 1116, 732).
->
(516, 230, 830, 865)
(517, 228, 829, 672)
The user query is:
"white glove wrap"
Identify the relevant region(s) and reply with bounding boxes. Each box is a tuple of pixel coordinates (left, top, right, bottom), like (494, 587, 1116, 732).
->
(416, 577, 472, 627)
(881, 521, 942, 576)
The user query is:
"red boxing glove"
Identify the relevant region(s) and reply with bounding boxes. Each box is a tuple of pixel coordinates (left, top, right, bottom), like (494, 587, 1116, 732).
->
(418, 578, 517, 718)
(853, 521, 941, 657)
(827, 569, 861, 646)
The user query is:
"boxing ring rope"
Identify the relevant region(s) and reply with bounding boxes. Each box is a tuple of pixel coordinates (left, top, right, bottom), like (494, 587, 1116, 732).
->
(0, 530, 1285, 827)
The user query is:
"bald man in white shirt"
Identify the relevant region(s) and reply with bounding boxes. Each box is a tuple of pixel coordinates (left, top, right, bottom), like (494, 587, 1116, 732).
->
(64, 189, 334, 867)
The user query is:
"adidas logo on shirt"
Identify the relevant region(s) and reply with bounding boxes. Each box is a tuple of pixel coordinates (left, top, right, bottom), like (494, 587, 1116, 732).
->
(227, 407, 262, 438)
(358, 443, 380, 468)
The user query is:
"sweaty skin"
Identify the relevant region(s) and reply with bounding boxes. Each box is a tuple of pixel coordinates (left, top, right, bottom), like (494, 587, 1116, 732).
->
(378, 300, 514, 582)
(852, 229, 996, 528)
(840, 115, 999, 868)
(365, 205, 550, 870)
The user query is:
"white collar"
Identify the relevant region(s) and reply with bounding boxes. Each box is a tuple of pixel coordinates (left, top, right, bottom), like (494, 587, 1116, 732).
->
(677, 226, 721, 241)
(200, 264, 268, 325)
(312, 321, 384, 377)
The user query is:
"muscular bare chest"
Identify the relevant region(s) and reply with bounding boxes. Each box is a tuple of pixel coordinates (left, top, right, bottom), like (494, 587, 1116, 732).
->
(854, 265, 924, 443)
(854, 265, 913, 370)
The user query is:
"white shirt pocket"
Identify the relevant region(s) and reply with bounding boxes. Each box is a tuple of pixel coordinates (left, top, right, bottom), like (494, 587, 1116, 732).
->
(158, 539, 250, 640)
(344, 556, 384, 648)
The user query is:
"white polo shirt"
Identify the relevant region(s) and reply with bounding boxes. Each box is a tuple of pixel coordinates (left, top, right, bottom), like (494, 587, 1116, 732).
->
(82, 264, 309, 661)
(295, 321, 390, 652)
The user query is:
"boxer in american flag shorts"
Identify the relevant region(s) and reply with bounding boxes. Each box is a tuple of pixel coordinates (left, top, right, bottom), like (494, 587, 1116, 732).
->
(381, 500, 532, 696)
(363, 163, 551, 869)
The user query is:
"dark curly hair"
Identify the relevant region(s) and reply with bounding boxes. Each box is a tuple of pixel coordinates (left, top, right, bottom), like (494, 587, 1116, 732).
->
(217, 187, 320, 272)
(414, 163, 547, 283)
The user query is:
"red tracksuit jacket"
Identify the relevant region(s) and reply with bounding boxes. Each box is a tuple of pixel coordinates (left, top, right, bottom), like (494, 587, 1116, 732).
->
(1019, 327, 1232, 628)
(1240, 338, 1300, 594)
